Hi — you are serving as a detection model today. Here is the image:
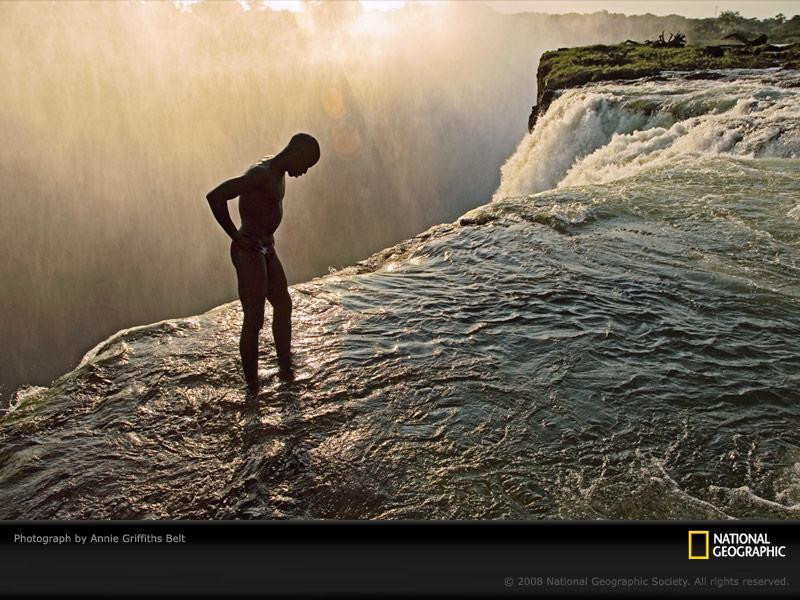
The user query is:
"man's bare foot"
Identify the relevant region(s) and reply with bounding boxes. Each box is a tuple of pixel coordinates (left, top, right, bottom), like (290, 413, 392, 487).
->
(277, 356, 294, 382)
(245, 378, 260, 397)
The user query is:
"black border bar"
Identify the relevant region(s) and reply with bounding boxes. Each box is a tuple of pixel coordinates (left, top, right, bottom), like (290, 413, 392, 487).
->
(1, 521, 798, 597)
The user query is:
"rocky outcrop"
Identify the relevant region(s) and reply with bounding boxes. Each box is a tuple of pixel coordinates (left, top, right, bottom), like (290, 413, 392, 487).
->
(528, 42, 800, 132)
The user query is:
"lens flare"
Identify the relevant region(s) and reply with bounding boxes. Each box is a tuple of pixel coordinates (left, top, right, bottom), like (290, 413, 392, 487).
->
(331, 121, 362, 157)
(321, 87, 347, 120)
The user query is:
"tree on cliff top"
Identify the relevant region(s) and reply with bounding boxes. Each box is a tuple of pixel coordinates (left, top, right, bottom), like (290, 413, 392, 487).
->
(717, 10, 745, 35)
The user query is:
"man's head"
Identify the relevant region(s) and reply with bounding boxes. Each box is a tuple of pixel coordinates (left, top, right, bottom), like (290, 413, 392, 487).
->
(283, 133, 320, 177)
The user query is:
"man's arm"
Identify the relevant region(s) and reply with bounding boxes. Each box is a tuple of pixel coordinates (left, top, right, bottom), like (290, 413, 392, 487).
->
(206, 167, 268, 240)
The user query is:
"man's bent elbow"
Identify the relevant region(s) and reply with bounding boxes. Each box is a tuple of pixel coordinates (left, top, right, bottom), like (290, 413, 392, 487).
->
(206, 192, 226, 207)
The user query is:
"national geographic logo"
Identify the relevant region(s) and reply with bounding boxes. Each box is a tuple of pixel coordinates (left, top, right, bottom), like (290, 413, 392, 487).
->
(688, 530, 787, 559)
(688, 531, 710, 560)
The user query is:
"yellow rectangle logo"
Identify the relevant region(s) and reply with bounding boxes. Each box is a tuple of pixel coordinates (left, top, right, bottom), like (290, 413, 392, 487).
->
(688, 530, 709, 560)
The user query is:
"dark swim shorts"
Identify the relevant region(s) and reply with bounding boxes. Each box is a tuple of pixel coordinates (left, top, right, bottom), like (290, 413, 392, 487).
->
(230, 237, 275, 265)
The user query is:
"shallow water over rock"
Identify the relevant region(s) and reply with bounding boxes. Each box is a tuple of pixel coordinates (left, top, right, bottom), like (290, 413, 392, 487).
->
(3, 72, 800, 520)
(3, 152, 800, 519)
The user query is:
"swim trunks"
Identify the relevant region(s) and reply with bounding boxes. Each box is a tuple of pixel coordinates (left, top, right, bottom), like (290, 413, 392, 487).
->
(230, 236, 275, 265)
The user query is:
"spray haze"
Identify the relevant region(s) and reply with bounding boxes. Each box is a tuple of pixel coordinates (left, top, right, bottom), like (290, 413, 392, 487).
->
(1, 0, 685, 397)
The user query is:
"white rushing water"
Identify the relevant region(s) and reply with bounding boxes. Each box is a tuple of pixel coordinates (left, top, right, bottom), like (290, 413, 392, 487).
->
(495, 70, 800, 199)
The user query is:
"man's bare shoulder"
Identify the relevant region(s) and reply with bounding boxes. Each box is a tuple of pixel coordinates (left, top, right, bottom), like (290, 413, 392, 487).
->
(242, 156, 286, 200)
(243, 157, 277, 189)
(254, 155, 275, 168)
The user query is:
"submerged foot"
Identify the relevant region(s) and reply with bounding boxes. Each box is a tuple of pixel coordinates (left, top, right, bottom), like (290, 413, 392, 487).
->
(245, 378, 261, 398)
(277, 355, 294, 382)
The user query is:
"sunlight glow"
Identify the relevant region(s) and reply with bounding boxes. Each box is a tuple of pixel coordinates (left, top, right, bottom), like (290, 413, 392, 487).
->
(360, 0, 406, 11)
(261, 0, 304, 12)
(351, 10, 395, 38)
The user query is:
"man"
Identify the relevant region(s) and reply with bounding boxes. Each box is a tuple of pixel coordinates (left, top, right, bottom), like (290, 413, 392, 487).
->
(207, 133, 320, 395)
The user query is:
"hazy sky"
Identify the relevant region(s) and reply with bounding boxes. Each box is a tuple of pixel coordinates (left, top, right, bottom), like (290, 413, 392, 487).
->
(484, 1, 800, 19)
(256, 1, 800, 19)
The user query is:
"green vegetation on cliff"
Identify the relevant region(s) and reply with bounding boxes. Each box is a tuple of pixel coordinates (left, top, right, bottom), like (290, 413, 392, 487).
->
(540, 42, 799, 93)
(529, 41, 800, 130)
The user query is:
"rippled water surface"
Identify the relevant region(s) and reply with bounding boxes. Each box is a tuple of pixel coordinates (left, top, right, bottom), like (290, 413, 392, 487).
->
(2, 73, 800, 519)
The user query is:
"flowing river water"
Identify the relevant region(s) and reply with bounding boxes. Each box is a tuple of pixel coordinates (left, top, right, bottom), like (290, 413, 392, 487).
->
(1, 70, 799, 519)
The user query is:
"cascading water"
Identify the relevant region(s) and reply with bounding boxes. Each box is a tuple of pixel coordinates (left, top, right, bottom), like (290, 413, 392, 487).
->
(496, 70, 800, 199)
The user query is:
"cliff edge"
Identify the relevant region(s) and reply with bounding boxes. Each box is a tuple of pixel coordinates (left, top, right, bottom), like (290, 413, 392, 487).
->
(528, 41, 800, 131)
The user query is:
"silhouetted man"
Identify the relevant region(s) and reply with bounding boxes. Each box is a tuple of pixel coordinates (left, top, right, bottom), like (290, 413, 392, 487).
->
(207, 133, 320, 395)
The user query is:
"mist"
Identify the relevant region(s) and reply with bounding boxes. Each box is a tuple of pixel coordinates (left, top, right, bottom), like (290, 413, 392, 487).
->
(0, 0, 697, 398)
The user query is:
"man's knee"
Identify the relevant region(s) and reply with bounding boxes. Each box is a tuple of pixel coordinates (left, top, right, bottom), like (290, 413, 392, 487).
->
(268, 290, 292, 314)
(243, 311, 265, 332)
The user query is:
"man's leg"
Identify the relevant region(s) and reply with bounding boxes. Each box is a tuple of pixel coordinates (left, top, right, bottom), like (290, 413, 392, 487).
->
(265, 252, 292, 371)
(233, 249, 267, 392)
